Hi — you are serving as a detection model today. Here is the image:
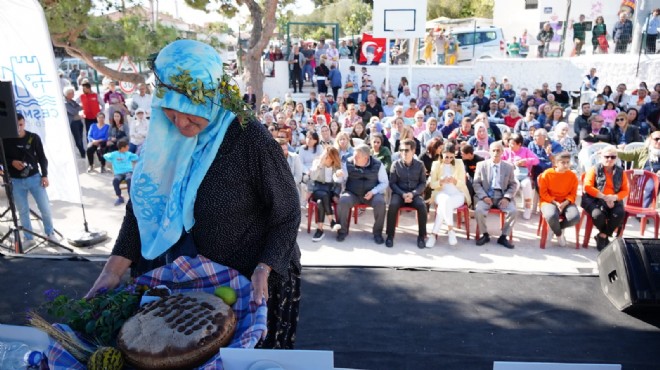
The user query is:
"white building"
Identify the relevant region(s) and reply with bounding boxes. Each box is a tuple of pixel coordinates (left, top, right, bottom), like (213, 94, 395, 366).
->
(493, 0, 655, 55)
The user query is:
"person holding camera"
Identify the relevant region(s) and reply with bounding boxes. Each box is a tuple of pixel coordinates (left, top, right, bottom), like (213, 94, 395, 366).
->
(2, 113, 57, 246)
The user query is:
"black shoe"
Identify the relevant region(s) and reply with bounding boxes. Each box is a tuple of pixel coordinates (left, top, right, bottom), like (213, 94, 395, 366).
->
(312, 229, 324, 242)
(417, 236, 426, 249)
(337, 232, 347, 242)
(330, 220, 341, 232)
(476, 233, 490, 246)
(497, 235, 515, 249)
(374, 234, 385, 245)
(385, 236, 394, 248)
(100, 166, 106, 173)
(595, 235, 609, 251)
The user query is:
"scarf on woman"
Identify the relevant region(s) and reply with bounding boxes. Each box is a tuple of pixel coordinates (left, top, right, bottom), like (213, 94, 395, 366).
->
(473, 122, 490, 149)
(130, 40, 236, 260)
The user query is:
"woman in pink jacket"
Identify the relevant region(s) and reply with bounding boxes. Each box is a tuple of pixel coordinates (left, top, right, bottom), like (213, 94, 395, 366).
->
(501, 133, 539, 220)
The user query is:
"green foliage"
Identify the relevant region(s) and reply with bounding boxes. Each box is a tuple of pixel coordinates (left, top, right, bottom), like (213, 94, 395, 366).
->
(154, 67, 255, 125)
(290, 0, 370, 39)
(427, 0, 494, 19)
(42, 0, 180, 62)
(43, 286, 144, 346)
(345, 1, 371, 35)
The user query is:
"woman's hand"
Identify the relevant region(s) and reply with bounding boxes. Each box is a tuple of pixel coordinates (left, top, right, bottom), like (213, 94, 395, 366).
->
(85, 270, 121, 299)
(84, 255, 132, 299)
(251, 263, 271, 305)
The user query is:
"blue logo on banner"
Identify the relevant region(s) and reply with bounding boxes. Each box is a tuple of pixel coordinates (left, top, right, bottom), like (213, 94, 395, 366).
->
(1, 55, 59, 126)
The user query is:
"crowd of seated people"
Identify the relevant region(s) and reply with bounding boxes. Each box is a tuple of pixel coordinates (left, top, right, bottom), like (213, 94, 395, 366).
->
(253, 71, 660, 250)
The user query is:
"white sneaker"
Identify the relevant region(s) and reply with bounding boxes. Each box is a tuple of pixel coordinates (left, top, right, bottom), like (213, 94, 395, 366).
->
(558, 233, 567, 247)
(22, 239, 37, 249)
(47, 234, 61, 245)
(425, 235, 436, 248)
(523, 208, 532, 220)
(448, 230, 457, 246)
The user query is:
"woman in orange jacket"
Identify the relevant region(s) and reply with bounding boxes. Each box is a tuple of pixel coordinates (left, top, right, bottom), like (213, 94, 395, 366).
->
(538, 152, 580, 247)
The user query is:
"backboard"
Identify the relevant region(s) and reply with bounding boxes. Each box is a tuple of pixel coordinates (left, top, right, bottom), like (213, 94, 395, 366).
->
(372, 0, 427, 39)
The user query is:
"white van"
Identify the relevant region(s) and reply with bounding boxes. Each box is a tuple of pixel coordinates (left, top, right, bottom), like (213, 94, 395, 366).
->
(451, 26, 506, 63)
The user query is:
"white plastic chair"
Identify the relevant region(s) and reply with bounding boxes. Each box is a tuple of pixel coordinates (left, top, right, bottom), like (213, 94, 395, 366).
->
(623, 142, 645, 152)
(496, 124, 511, 135)
(579, 90, 596, 107)
(474, 150, 491, 159)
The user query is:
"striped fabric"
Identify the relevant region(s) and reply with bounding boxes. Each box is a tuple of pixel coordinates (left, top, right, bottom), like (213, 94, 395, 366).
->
(46, 255, 267, 369)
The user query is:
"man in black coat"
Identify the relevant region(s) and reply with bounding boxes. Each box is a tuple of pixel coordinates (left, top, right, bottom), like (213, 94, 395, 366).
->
(385, 139, 428, 249)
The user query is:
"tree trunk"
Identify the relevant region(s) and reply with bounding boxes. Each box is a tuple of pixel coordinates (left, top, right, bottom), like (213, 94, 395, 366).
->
(241, 0, 278, 107)
(52, 40, 145, 85)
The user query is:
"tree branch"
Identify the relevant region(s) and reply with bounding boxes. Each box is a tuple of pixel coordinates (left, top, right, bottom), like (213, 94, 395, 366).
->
(52, 40, 145, 84)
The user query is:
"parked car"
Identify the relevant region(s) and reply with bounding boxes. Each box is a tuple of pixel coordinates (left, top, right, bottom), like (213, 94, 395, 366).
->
(58, 56, 110, 77)
(451, 26, 506, 63)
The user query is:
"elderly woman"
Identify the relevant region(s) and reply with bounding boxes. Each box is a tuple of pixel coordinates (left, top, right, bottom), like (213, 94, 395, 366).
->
(611, 111, 642, 148)
(582, 145, 630, 251)
(617, 132, 660, 207)
(427, 144, 471, 247)
(504, 105, 522, 129)
(553, 122, 578, 167)
(538, 152, 580, 246)
(86, 40, 301, 348)
(502, 133, 540, 220)
(467, 122, 495, 151)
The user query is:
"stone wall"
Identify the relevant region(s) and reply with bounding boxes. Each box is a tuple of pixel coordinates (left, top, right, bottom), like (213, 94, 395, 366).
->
(260, 55, 659, 100)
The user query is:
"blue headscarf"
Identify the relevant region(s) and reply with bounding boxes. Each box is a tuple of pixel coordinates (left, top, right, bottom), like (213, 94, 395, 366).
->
(130, 40, 236, 260)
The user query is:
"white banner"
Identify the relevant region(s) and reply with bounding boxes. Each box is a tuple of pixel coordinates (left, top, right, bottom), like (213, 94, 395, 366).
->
(0, 0, 82, 203)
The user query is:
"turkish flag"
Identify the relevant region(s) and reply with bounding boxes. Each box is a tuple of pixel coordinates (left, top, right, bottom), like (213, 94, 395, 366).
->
(359, 33, 386, 65)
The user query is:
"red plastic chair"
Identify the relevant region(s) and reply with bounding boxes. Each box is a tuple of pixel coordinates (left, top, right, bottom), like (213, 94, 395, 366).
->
(417, 84, 430, 100)
(536, 213, 581, 249)
(579, 172, 596, 248)
(432, 203, 470, 240)
(395, 206, 419, 227)
(617, 170, 660, 238)
(307, 197, 338, 233)
(475, 208, 512, 241)
(351, 203, 370, 225)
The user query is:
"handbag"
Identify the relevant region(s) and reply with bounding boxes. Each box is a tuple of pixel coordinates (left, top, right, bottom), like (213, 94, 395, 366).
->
(597, 35, 609, 52)
(514, 166, 529, 182)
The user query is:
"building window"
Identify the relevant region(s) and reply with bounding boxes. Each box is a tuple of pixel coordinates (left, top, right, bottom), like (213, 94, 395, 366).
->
(525, 0, 538, 9)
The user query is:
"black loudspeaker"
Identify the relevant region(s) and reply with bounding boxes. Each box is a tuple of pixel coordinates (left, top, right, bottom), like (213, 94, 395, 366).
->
(598, 238, 660, 311)
(0, 81, 19, 139)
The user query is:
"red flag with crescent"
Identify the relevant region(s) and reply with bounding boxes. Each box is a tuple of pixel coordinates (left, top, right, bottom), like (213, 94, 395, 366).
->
(359, 33, 387, 64)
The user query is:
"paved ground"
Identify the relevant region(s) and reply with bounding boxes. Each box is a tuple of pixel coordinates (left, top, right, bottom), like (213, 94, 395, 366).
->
(1, 155, 656, 276)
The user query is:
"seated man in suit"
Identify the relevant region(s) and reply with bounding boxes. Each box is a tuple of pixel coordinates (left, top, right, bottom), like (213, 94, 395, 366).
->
(473, 141, 519, 249)
(336, 144, 389, 244)
(385, 139, 428, 249)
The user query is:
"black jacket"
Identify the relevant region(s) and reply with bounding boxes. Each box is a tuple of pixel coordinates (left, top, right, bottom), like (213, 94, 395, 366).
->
(3, 131, 48, 179)
(579, 126, 611, 146)
(610, 125, 642, 146)
(389, 158, 426, 196)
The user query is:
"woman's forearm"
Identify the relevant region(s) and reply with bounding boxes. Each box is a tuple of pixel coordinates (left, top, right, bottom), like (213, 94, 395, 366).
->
(103, 255, 133, 278)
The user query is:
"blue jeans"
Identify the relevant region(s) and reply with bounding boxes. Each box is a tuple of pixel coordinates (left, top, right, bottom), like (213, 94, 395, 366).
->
(437, 53, 445, 65)
(12, 174, 54, 240)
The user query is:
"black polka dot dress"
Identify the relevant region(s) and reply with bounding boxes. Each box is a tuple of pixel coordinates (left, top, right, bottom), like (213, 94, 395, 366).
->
(112, 118, 302, 349)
